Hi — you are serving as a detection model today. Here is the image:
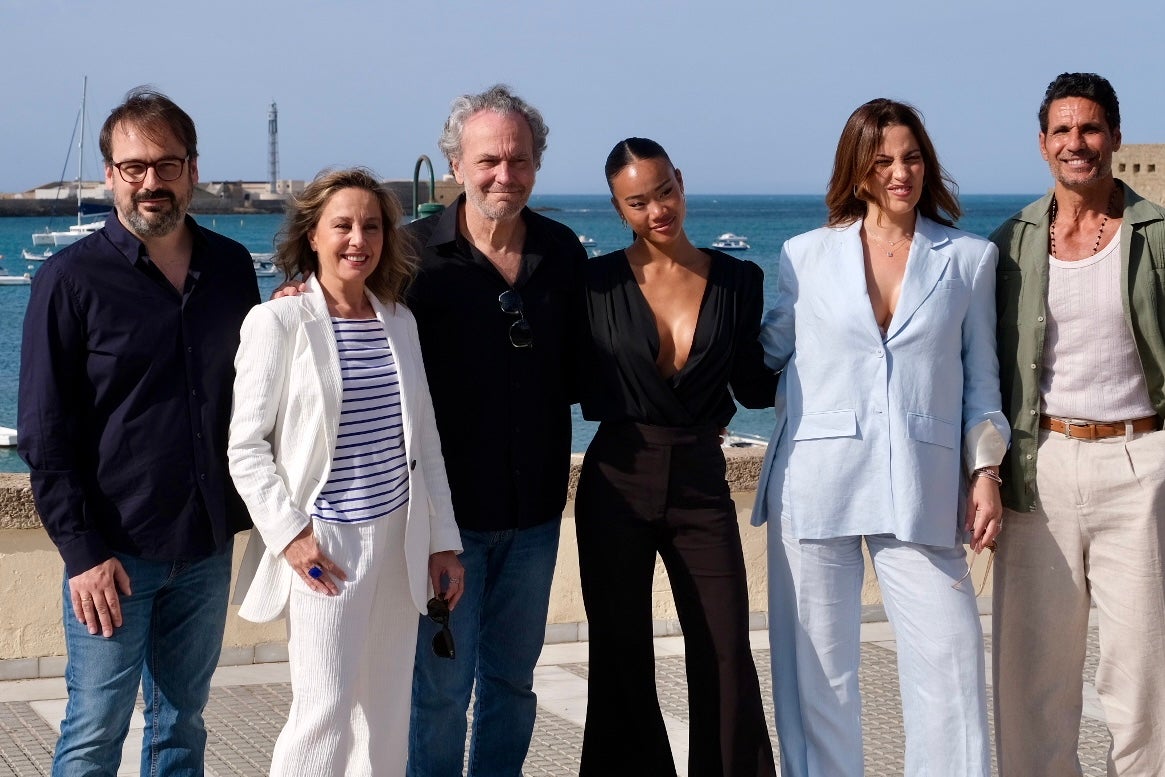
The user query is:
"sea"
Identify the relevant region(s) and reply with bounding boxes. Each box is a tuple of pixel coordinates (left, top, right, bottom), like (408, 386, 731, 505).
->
(0, 193, 1038, 473)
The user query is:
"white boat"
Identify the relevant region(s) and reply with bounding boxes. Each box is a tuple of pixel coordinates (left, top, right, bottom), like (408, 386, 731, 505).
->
(0, 268, 32, 286)
(0, 427, 17, 447)
(722, 430, 768, 449)
(30, 77, 106, 249)
(23, 248, 53, 262)
(31, 219, 104, 247)
(577, 234, 597, 247)
(252, 253, 278, 277)
(711, 233, 750, 251)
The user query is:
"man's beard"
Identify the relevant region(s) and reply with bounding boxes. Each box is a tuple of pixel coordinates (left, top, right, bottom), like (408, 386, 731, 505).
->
(123, 188, 188, 237)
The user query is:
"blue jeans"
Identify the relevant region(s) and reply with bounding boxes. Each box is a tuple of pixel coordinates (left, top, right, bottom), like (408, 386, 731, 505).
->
(408, 520, 560, 777)
(52, 544, 232, 777)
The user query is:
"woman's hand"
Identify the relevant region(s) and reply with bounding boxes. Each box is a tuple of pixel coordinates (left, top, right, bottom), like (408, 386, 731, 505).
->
(282, 524, 347, 595)
(429, 551, 465, 610)
(965, 469, 1003, 554)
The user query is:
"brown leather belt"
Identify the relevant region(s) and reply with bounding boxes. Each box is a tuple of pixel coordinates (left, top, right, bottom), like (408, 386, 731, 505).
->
(1039, 414, 1160, 440)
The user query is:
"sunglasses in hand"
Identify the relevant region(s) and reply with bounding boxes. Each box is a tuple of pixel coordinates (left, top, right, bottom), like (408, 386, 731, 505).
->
(427, 595, 456, 660)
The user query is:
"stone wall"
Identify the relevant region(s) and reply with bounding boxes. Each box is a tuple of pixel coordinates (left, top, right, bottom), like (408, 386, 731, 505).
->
(0, 447, 992, 679)
(1115, 144, 1165, 207)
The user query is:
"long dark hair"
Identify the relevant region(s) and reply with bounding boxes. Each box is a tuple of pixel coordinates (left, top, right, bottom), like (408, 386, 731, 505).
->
(824, 98, 960, 228)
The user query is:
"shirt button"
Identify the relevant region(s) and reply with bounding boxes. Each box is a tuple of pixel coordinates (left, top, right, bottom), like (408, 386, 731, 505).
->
(196, 432, 203, 439)
(1030, 363, 1037, 370)
(1026, 454, 1033, 460)
(875, 349, 884, 358)
(191, 389, 198, 397)
(200, 473, 207, 481)
(187, 346, 193, 353)
(1036, 316, 1044, 322)
(1030, 409, 1037, 416)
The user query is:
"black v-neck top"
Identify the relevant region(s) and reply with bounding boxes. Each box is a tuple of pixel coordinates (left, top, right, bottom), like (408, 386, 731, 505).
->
(579, 249, 776, 428)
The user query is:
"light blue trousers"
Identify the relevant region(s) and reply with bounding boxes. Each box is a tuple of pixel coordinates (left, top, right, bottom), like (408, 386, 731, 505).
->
(767, 519, 989, 777)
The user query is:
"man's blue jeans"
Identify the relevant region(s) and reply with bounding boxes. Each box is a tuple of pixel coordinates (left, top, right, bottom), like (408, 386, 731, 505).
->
(408, 520, 560, 777)
(51, 544, 232, 777)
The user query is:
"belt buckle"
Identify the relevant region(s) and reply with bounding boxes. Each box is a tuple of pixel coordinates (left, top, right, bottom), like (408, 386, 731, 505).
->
(1064, 420, 1091, 440)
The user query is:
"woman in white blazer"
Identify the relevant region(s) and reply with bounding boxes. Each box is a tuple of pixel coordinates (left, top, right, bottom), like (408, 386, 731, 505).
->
(752, 101, 1010, 777)
(228, 168, 463, 777)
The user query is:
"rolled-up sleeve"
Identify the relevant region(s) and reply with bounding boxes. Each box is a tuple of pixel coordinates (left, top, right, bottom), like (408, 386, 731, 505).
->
(961, 240, 1011, 468)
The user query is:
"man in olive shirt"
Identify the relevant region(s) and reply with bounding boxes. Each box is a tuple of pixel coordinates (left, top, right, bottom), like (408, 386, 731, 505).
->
(991, 72, 1165, 776)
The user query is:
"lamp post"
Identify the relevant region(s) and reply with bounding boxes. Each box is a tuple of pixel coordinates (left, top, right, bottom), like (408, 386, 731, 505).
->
(413, 155, 445, 220)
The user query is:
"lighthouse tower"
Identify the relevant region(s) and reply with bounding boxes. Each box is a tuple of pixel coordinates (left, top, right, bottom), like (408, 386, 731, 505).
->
(268, 102, 279, 194)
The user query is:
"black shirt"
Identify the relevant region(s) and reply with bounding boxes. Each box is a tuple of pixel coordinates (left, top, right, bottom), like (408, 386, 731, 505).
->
(18, 212, 261, 576)
(405, 196, 586, 531)
(580, 249, 776, 427)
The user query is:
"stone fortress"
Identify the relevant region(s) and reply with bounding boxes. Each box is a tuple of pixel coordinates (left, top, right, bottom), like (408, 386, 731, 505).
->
(1114, 144, 1165, 206)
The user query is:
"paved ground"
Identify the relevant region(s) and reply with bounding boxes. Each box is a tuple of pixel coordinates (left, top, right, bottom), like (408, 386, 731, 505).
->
(0, 612, 1111, 776)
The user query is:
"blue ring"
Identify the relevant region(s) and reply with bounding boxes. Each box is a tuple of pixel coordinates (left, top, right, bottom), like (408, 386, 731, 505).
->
(308, 566, 323, 579)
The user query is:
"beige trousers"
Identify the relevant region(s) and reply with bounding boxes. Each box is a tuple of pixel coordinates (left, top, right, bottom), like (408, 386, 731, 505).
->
(993, 428, 1165, 777)
(271, 510, 416, 777)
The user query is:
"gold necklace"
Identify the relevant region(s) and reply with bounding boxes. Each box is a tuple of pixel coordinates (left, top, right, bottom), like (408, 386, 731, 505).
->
(1049, 187, 1118, 258)
(867, 231, 914, 258)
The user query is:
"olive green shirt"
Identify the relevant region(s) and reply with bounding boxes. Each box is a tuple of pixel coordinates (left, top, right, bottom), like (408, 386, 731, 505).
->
(992, 181, 1165, 510)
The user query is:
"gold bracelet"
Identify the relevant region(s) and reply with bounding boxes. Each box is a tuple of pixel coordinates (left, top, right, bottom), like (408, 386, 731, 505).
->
(972, 467, 1003, 485)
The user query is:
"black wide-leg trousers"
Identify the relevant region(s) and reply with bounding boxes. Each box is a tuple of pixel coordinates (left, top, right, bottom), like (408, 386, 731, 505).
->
(575, 421, 776, 777)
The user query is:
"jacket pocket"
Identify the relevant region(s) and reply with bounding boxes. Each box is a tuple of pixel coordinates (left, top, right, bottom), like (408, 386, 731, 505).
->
(792, 409, 857, 440)
(906, 412, 959, 449)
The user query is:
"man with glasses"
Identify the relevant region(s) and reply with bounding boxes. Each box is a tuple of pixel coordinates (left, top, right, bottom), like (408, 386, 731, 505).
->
(405, 84, 586, 776)
(18, 87, 259, 776)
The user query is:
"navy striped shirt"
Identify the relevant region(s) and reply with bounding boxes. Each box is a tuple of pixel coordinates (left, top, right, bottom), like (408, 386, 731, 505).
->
(312, 318, 409, 523)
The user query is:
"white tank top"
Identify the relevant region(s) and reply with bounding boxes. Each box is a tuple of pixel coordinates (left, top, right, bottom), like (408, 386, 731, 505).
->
(1040, 233, 1155, 422)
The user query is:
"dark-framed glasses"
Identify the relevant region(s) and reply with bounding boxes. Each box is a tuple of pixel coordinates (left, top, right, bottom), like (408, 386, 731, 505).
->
(498, 289, 533, 349)
(426, 595, 456, 659)
(111, 156, 189, 184)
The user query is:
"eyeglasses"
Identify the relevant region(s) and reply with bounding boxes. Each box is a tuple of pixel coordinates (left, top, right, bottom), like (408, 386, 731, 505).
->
(952, 541, 996, 596)
(426, 595, 456, 659)
(110, 156, 189, 184)
(498, 289, 533, 349)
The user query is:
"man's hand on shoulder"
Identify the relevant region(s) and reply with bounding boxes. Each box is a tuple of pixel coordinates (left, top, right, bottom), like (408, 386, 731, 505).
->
(270, 273, 311, 300)
(68, 558, 132, 638)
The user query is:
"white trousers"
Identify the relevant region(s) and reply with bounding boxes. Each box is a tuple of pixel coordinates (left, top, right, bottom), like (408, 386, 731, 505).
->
(771, 521, 989, 777)
(271, 510, 417, 777)
(993, 428, 1165, 777)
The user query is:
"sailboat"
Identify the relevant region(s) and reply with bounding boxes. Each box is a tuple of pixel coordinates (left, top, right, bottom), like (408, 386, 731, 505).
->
(30, 76, 106, 248)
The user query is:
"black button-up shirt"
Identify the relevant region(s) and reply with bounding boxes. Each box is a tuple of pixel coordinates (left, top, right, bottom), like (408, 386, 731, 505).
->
(18, 212, 261, 576)
(406, 196, 586, 531)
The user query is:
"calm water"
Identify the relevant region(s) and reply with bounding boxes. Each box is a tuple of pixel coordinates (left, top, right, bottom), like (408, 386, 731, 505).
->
(0, 194, 1036, 472)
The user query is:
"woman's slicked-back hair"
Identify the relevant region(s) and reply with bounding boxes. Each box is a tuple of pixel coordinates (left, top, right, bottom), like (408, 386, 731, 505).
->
(824, 98, 960, 228)
(274, 167, 417, 304)
(603, 137, 673, 192)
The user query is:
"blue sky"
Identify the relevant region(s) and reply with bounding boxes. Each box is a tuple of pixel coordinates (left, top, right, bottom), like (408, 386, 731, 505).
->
(2, 0, 1160, 196)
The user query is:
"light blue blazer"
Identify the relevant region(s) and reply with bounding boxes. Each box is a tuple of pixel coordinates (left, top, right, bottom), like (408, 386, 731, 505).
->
(750, 216, 1010, 547)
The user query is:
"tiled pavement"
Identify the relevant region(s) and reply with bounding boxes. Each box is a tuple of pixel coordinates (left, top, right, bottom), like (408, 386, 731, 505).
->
(0, 612, 1111, 776)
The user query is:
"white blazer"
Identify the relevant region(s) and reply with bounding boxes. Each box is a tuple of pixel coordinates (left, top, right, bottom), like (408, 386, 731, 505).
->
(228, 276, 462, 622)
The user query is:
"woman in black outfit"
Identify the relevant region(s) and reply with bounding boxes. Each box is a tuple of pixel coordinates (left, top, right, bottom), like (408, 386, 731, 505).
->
(576, 137, 778, 777)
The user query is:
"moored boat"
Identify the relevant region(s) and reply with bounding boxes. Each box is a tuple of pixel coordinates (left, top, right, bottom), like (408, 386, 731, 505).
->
(29, 77, 107, 250)
(711, 232, 750, 251)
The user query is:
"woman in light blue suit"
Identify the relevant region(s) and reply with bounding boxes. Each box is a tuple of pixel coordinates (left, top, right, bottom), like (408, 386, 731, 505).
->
(753, 100, 1009, 777)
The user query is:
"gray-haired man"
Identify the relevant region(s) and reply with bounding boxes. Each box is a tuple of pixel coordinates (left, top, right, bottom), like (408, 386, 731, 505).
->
(405, 85, 586, 776)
